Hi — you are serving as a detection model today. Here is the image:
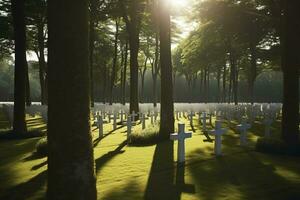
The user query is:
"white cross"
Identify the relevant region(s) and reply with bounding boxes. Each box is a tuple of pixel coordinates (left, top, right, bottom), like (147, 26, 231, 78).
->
(120, 110, 125, 123)
(141, 113, 146, 129)
(200, 112, 209, 131)
(126, 116, 132, 141)
(108, 111, 112, 123)
(154, 111, 158, 121)
(175, 111, 179, 120)
(188, 111, 195, 126)
(148, 112, 155, 125)
(170, 123, 192, 163)
(208, 113, 213, 125)
(97, 115, 104, 138)
(209, 121, 227, 156)
(113, 112, 117, 130)
(237, 119, 251, 146)
(131, 111, 138, 122)
(263, 117, 273, 138)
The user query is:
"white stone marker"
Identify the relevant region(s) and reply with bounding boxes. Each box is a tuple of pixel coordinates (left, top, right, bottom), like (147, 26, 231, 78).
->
(131, 111, 138, 122)
(126, 116, 132, 141)
(120, 110, 125, 123)
(141, 113, 146, 129)
(113, 112, 117, 130)
(149, 112, 154, 125)
(208, 113, 213, 125)
(170, 123, 192, 163)
(175, 111, 179, 120)
(237, 119, 251, 146)
(200, 112, 209, 131)
(263, 117, 273, 138)
(108, 112, 112, 123)
(209, 121, 227, 156)
(188, 111, 195, 126)
(154, 111, 158, 122)
(97, 116, 104, 138)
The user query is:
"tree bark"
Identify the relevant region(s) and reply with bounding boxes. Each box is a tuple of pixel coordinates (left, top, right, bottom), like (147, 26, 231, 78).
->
(37, 22, 47, 105)
(25, 62, 31, 106)
(217, 66, 221, 103)
(152, 32, 159, 107)
(11, 0, 27, 134)
(121, 0, 143, 116)
(109, 19, 120, 105)
(222, 62, 226, 103)
(122, 41, 128, 105)
(249, 37, 257, 105)
(89, 0, 97, 107)
(139, 57, 147, 103)
(281, 0, 300, 144)
(159, 0, 174, 138)
(47, 0, 97, 199)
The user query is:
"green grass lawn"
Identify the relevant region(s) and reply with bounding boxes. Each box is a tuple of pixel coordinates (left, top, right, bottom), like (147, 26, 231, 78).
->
(0, 112, 300, 200)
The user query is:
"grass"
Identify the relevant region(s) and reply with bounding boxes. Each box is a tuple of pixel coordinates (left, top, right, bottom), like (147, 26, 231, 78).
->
(0, 111, 300, 200)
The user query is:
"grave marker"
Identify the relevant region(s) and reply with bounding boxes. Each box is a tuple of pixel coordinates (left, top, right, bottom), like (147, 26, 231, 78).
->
(170, 123, 192, 163)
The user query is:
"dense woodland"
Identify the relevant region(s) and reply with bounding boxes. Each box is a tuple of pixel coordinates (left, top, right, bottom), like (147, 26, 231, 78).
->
(1, 0, 298, 104)
(0, 0, 299, 199)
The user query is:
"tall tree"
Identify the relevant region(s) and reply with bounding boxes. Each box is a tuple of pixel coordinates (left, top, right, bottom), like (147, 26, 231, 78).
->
(11, 0, 27, 134)
(159, 0, 174, 138)
(281, 0, 300, 145)
(109, 18, 120, 105)
(47, 0, 97, 199)
(120, 0, 144, 116)
(26, 0, 48, 105)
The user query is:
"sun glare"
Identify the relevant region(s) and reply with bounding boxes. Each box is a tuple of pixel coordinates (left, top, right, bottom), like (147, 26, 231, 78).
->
(172, 0, 189, 8)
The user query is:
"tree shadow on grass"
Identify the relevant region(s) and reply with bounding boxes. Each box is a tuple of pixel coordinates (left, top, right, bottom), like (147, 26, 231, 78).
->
(95, 140, 127, 172)
(31, 160, 47, 171)
(144, 140, 195, 200)
(187, 148, 300, 200)
(0, 170, 47, 200)
(93, 125, 126, 148)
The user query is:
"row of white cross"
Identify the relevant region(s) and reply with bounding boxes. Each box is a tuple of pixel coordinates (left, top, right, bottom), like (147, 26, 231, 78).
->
(170, 119, 252, 163)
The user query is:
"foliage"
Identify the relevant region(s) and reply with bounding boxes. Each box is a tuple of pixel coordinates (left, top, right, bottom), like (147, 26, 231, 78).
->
(129, 125, 161, 146)
(36, 137, 47, 156)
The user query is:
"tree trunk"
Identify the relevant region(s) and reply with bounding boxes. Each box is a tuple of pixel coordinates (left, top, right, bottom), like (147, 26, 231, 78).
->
(159, 0, 174, 138)
(229, 51, 238, 105)
(249, 38, 257, 105)
(37, 22, 47, 105)
(207, 68, 210, 103)
(199, 69, 203, 102)
(204, 68, 207, 103)
(222, 62, 226, 103)
(122, 41, 128, 105)
(11, 0, 27, 134)
(140, 57, 147, 103)
(217, 67, 221, 103)
(152, 32, 159, 107)
(25, 62, 31, 106)
(89, 0, 96, 107)
(103, 65, 107, 104)
(47, 0, 97, 199)
(109, 19, 120, 105)
(281, 0, 300, 145)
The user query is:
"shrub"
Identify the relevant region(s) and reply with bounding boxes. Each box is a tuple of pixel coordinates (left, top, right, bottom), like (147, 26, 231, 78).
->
(256, 138, 300, 156)
(129, 126, 162, 146)
(36, 137, 48, 156)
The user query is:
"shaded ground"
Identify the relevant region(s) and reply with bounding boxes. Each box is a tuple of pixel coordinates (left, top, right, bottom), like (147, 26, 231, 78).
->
(0, 111, 300, 200)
